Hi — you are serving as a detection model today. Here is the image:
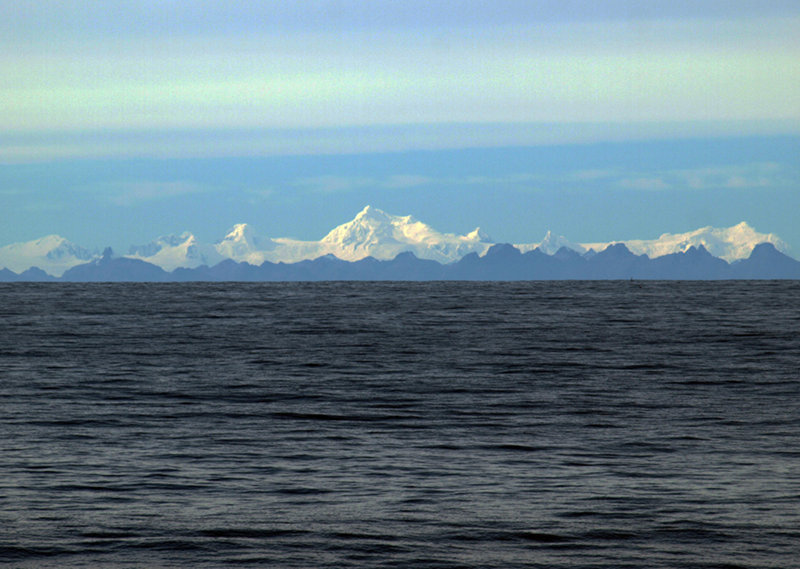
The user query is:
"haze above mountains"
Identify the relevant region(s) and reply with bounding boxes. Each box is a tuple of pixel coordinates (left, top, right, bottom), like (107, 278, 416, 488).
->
(0, 206, 797, 281)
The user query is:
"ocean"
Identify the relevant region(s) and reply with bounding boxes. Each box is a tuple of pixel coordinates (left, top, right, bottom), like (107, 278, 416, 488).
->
(2, 281, 799, 568)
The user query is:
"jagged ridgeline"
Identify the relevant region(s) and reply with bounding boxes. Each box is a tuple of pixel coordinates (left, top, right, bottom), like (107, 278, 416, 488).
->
(1, 207, 798, 280)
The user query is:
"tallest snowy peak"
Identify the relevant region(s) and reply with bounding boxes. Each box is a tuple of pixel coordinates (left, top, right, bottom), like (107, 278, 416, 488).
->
(322, 206, 406, 246)
(351, 205, 415, 226)
(355, 205, 384, 220)
(318, 206, 492, 262)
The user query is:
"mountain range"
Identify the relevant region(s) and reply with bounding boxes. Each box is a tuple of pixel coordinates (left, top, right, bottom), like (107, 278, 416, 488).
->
(1, 206, 797, 280)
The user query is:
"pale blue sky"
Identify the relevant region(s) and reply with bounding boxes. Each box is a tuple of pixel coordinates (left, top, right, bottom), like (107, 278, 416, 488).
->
(1, 1, 798, 254)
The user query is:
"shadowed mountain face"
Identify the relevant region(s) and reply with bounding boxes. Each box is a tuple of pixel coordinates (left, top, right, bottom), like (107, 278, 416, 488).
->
(730, 243, 800, 279)
(3, 242, 799, 281)
(1, 207, 791, 277)
(60, 253, 168, 282)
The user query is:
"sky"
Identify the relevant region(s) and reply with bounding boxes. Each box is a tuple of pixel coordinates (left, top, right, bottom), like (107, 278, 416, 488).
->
(1, 1, 799, 254)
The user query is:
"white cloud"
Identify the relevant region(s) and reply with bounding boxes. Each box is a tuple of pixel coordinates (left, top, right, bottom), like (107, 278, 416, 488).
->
(291, 174, 433, 194)
(381, 175, 432, 189)
(291, 176, 375, 194)
(243, 187, 276, 203)
(679, 163, 782, 190)
(618, 177, 673, 190)
(104, 181, 207, 206)
(568, 169, 620, 182)
(2, 9, 798, 160)
(284, 163, 793, 197)
(557, 162, 793, 192)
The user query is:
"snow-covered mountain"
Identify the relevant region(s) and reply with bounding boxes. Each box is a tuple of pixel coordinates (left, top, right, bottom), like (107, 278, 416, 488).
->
(579, 222, 788, 262)
(211, 223, 342, 265)
(0, 208, 792, 276)
(212, 223, 278, 265)
(169, 206, 492, 266)
(518, 231, 587, 256)
(128, 224, 281, 269)
(0, 235, 98, 277)
(516, 222, 787, 262)
(127, 232, 224, 271)
(314, 205, 492, 263)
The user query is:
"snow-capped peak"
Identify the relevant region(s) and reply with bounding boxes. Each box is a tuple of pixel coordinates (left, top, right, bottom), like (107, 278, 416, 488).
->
(466, 227, 492, 242)
(317, 206, 492, 262)
(0, 235, 97, 276)
(222, 223, 255, 243)
(513, 221, 787, 261)
(127, 231, 223, 271)
(28, 235, 69, 253)
(2, 212, 792, 276)
(19, 235, 94, 260)
(214, 223, 277, 265)
(353, 204, 388, 222)
(128, 231, 195, 257)
(529, 231, 587, 256)
(617, 221, 788, 261)
(217, 224, 262, 251)
(322, 206, 402, 246)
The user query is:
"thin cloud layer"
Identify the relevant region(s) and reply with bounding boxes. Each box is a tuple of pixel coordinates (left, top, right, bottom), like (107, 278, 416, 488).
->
(2, 2, 798, 159)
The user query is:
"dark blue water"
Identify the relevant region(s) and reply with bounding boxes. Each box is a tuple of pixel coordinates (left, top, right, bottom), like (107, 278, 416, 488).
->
(2, 281, 799, 568)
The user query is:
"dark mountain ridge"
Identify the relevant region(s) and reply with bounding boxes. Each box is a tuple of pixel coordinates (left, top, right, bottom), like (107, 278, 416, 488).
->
(2, 243, 799, 282)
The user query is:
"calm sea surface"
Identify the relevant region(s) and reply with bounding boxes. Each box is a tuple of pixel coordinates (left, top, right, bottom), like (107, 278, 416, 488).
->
(1, 281, 799, 568)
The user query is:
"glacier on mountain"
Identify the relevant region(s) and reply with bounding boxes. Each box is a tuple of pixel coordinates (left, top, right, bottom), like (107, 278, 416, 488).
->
(127, 232, 224, 272)
(0, 235, 98, 277)
(0, 207, 792, 275)
(314, 205, 492, 263)
(518, 231, 587, 256)
(213, 224, 278, 265)
(150, 206, 493, 267)
(129, 210, 788, 269)
(578, 222, 788, 262)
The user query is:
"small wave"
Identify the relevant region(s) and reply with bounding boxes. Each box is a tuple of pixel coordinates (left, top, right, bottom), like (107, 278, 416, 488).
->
(0, 545, 74, 559)
(198, 528, 307, 539)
